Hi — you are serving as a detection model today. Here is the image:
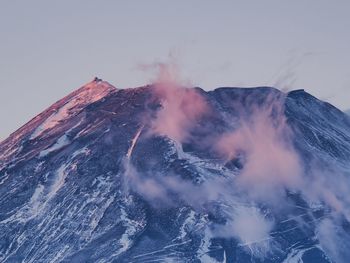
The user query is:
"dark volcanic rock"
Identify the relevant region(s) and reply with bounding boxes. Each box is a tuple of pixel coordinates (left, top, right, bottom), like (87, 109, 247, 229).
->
(0, 79, 350, 262)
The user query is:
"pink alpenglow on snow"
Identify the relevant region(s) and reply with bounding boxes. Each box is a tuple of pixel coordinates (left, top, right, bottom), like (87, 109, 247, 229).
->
(30, 79, 115, 139)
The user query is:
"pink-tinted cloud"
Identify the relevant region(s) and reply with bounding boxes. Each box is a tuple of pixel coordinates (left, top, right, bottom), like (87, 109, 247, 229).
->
(146, 62, 209, 142)
(215, 95, 303, 202)
(122, 65, 350, 259)
(213, 205, 275, 258)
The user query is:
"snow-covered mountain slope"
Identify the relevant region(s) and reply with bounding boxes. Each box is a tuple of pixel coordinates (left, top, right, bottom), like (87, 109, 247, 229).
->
(1, 79, 350, 263)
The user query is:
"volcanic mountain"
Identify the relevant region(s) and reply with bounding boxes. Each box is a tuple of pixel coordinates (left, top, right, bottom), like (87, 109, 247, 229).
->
(1, 78, 350, 263)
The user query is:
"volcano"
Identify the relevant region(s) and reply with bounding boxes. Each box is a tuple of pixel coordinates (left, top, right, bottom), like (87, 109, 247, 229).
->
(1, 78, 350, 263)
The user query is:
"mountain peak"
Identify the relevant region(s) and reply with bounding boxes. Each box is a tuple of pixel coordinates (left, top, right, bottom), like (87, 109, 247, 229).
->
(28, 79, 117, 139)
(75, 77, 116, 98)
(0, 79, 117, 155)
(1, 80, 350, 262)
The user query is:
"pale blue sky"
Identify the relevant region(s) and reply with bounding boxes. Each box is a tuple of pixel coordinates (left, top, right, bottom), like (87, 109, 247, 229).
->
(1, 0, 350, 140)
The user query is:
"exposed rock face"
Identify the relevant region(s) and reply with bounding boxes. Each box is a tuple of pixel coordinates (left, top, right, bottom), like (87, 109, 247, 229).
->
(1, 80, 350, 262)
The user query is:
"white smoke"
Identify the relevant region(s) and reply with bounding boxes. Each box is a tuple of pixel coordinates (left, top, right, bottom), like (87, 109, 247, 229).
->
(122, 63, 350, 260)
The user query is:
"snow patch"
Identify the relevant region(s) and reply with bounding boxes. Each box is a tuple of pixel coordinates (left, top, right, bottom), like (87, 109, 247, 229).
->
(48, 164, 69, 199)
(71, 147, 90, 158)
(39, 135, 70, 157)
(112, 197, 145, 257)
(126, 126, 144, 159)
(30, 81, 114, 139)
(198, 225, 221, 263)
(282, 247, 312, 263)
(0, 172, 10, 186)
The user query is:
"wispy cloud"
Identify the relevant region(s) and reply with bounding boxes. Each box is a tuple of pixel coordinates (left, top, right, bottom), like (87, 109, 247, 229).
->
(124, 62, 350, 260)
(141, 59, 209, 143)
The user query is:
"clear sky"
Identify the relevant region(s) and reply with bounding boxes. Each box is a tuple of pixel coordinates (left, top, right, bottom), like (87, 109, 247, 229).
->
(1, 0, 350, 140)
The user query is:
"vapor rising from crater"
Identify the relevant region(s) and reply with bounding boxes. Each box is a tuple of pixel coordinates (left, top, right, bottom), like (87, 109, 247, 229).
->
(124, 62, 350, 260)
(142, 61, 209, 143)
